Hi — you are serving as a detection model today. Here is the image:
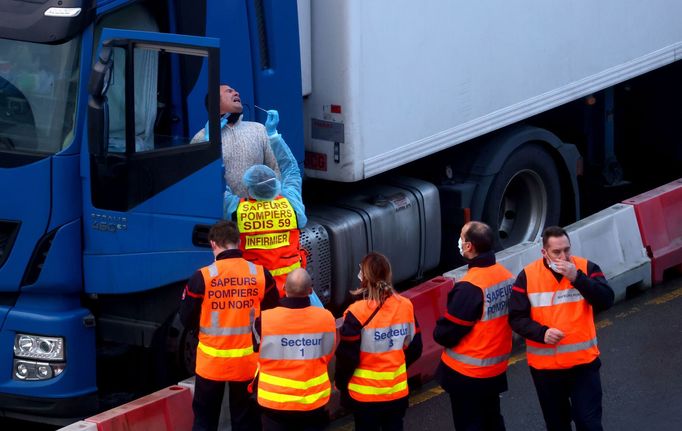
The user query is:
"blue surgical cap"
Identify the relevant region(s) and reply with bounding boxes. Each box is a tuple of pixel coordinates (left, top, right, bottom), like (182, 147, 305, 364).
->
(243, 165, 281, 200)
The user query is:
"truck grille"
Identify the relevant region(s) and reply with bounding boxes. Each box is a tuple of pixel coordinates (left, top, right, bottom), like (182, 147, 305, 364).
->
(300, 222, 331, 304)
(0, 221, 20, 269)
(21, 228, 56, 287)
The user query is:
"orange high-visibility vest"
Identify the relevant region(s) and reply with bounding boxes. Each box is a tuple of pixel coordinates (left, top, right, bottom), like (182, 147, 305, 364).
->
(524, 256, 600, 369)
(257, 305, 336, 411)
(441, 263, 514, 378)
(346, 294, 416, 403)
(196, 258, 265, 381)
(236, 196, 304, 293)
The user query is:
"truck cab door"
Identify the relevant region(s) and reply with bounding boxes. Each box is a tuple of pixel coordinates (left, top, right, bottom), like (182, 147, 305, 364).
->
(84, 29, 223, 295)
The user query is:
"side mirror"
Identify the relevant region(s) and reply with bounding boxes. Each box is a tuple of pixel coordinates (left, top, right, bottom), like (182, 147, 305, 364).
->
(87, 46, 113, 159)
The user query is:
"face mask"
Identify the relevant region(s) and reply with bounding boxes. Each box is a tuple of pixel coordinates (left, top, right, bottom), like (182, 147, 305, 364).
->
(458, 237, 464, 256)
(547, 258, 559, 272)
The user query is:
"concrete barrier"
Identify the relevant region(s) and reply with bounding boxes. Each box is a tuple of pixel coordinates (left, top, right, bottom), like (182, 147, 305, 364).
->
(58, 421, 99, 431)
(443, 240, 541, 282)
(402, 276, 453, 383)
(82, 385, 193, 431)
(443, 204, 650, 301)
(623, 178, 682, 285)
(177, 376, 195, 396)
(565, 203, 651, 301)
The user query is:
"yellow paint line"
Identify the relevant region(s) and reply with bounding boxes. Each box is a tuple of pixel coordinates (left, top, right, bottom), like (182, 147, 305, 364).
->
(409, 386, 445, 407)
(596, 319, 613, 329)
(646, 287, 682, 305)
(508, 352, 526, 366)
(615, 307, 641, 319)
(406, 351, 528, 409)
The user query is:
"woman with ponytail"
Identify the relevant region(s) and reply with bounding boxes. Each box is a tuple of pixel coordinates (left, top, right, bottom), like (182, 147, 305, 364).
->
(335, 252, 422, 430)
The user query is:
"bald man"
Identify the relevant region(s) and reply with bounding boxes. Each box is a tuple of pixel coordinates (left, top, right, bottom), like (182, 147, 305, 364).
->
(434, 221, 515, 430)
(252, 269, 336, 430)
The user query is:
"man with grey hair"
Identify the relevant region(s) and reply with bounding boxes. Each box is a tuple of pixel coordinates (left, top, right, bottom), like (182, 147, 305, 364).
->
(252, 268, 336, 430)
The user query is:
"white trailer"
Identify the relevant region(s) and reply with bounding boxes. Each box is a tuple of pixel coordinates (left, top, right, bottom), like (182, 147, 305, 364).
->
(302, 0, 682, 181)
(291, 0, 682, 309)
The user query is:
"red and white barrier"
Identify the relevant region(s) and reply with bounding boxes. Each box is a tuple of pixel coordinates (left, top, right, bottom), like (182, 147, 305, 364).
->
(565, 203, 651, 301)
(623, 178, 682, 285)
(402, 276, 453, 383)
(58, 386, 194, 431)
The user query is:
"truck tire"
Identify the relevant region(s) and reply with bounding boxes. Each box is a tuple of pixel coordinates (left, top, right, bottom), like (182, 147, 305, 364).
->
(178, 326, 197, 378)
(166, 312, 197, 379)
(482, 143, 560, 250)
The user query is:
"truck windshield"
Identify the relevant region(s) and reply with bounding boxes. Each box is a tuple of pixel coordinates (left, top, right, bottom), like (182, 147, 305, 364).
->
(0, 36, 81, 155)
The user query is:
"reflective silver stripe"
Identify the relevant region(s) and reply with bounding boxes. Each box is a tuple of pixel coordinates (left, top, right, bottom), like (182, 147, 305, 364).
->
(251, 307, 260, 345)
(527, 338, 598, 356)
(528, 292, 554, 307)
(252, 320, 261, 346)
(553, 288, 584, 305)
(260, 331, 335, 360)
(445, 349, 510, 367)
(247, 261, 257, 275)
(528, 289, 584, 307)
(200, 325, 252, 336)
(199, 310, 252, 335)
(208, 263, 218, 278)
(481, 278, 514, 321)
(361, 322, 415, 353)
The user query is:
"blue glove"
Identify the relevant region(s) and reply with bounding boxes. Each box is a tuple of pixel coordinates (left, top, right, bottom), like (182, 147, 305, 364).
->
(309, 290, 324, 308)
(265, 109, 279, 137)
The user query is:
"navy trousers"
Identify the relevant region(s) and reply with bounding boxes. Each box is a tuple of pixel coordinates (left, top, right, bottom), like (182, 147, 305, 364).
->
(191, 375, 260, 431)
(261, 406, 328, 431)
(447, 390, 506, 431)
(529, 360, 603, 431)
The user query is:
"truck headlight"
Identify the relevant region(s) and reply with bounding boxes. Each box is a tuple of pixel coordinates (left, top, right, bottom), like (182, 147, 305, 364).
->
(13, 334, 64, 361)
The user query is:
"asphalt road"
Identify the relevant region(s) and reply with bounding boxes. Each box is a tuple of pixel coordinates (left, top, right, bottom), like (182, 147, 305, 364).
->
(332, 274, 682, 431)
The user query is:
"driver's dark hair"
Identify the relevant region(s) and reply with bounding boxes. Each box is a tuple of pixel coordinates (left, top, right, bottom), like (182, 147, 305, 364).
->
(204, 83, 229, 112)
(463, 221, 494, 253)
(542, 226, 570, 247)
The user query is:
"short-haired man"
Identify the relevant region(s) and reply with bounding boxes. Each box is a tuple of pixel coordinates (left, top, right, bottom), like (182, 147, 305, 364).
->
(192, 84, 279, 197)
(252, 268, 336, 431)
(434, 221, 515, 430)
(509, 226, 614, 431)
(179, 220, 279, 431)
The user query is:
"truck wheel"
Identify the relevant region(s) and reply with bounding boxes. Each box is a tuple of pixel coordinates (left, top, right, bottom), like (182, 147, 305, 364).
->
(178, 327, 197, 377)
(166, 312, 197, 379)
(482, 143, 560, 249)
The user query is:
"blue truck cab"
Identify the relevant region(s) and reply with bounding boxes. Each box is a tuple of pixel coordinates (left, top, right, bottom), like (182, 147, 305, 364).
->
(0, 0, 304, 423)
